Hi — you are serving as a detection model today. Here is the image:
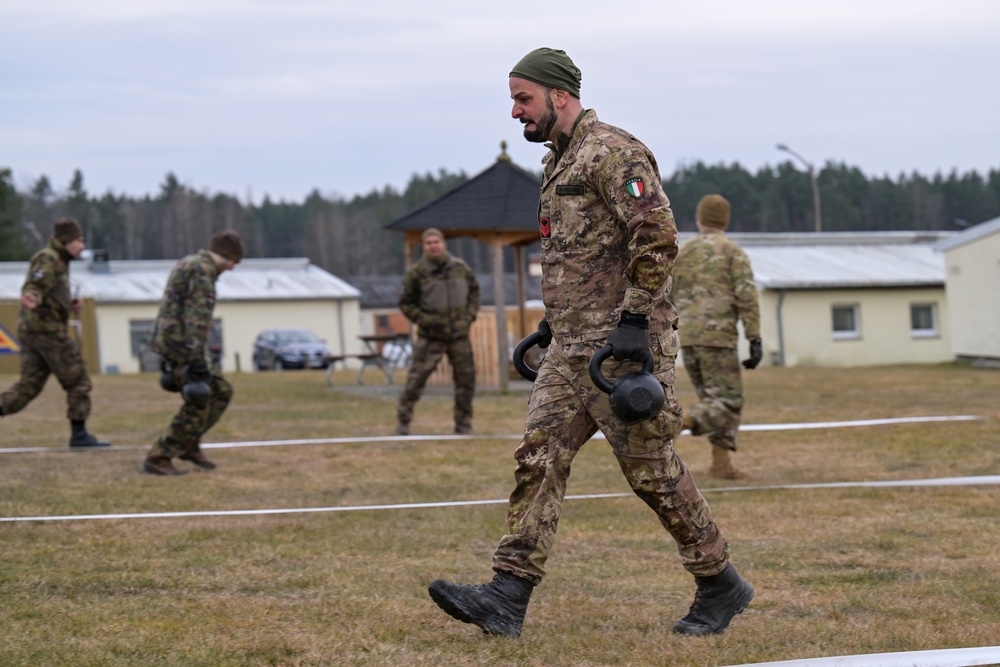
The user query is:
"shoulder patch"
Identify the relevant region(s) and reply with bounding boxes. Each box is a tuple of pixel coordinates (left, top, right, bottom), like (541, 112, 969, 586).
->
(624, 177, 644, 198)
(33, 269, 46, 279)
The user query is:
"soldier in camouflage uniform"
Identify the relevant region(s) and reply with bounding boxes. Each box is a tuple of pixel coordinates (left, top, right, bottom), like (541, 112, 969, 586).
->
(671, 195, 762, 479)
(0, 218, 110, 448)
(428, 48, 752, 639)
(141, 230, 244, 476)
(396, 228, 480, 435)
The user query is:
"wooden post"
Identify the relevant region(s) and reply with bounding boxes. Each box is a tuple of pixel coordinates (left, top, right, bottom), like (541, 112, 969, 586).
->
(492, 239, 509, 392)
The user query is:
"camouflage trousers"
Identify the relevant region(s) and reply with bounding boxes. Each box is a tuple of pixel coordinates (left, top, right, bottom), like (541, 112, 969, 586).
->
(0, 328, 92, 421)
(396, 336, 475, 430)
(492, 333, 729, 584)
(681, 346, 743, 451)
(148, 366, 233, 459)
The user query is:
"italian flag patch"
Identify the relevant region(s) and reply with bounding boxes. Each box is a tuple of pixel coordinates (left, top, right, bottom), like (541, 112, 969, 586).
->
(625, 177, 644, 198)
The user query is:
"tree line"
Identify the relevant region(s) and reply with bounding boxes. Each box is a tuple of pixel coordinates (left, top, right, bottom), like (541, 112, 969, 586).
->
(2, 161, 999, 275)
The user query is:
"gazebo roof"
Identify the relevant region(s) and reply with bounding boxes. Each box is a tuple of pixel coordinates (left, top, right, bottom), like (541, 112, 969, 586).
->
(385, 144, 541, 246)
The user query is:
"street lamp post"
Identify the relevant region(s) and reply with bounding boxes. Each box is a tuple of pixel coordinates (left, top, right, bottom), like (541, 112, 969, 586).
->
(776, 143, 822, 233)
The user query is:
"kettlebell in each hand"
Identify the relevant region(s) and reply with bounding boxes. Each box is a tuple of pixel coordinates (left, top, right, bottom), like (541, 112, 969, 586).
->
(588, 345, 665, 425)
(512, 330, 543, 382)
(181, 365, 212, 406)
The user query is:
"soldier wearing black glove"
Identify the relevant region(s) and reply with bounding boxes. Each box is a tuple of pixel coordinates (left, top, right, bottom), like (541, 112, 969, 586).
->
(742, 339, 763, 370)
(607, 311, 650, 362)
(536, 319, 552, 349)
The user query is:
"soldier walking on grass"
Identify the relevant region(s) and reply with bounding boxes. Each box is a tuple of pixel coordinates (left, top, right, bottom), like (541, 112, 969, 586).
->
(0, 217, 110, 448)
(141, 230, 243, 476)
(671, 194, 762, 479)
(427, 48, 753, 639)
(396, 228, 480, 436)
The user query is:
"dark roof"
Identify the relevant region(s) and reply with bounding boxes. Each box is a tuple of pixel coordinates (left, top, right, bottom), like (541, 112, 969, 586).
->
(385, 154, 541, 234)
(348, 273, 542, 309)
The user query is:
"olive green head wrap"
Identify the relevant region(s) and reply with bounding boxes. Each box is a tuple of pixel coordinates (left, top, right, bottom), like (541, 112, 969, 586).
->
(509, 47, 581, 99)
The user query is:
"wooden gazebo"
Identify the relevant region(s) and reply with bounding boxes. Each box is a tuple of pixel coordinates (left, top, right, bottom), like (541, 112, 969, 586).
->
(385, 143, 542, 391)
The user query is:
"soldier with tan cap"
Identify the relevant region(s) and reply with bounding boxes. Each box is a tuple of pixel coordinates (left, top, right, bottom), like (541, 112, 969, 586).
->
(671, 194, 762, 479)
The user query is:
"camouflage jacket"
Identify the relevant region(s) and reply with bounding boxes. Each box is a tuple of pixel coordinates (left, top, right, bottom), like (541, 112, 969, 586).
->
(19, 239, 75, 333)
(399, 252, 480, 342)
(671, 229, 760, 348)
(537, 109, 679, 342)
(150, 250, 220, 365)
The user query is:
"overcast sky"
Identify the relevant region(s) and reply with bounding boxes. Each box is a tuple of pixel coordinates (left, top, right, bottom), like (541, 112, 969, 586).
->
(3, 0, 998, 204)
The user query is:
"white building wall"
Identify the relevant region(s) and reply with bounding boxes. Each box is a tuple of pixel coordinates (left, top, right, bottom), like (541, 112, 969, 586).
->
(95, 299, 363, 374)
(941, 232, 1000, 360)
(759, 287, 951, 367)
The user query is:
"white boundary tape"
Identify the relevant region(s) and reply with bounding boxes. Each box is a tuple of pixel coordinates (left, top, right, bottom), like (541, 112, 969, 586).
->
(0, 414, 984, 454)
(722, 645, 1000, 667)
(3, 475, 999, 523)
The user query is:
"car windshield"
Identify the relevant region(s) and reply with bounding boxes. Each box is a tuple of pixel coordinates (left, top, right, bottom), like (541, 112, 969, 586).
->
(275, 330, 319, 344)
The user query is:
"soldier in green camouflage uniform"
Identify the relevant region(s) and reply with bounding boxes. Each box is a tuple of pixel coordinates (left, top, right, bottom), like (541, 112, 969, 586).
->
(671, 195, 762, 479)
(428, 48, 752, 639)
(396, 228, 480, 435)
(141, 230, 244, 476)
(0, 218, 110, 448)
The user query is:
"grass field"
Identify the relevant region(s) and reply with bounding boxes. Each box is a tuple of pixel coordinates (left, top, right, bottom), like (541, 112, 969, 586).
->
(1, 364, 999, 666)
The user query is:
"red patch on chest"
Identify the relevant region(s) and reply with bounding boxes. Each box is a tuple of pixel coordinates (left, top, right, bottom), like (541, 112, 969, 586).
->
(539, 217, 551, 238)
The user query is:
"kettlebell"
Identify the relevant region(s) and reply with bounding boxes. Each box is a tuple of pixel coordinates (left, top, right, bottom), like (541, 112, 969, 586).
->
(588, 345, 665, 425)
(159, 361, 180, 393)
(181, 365, 212, 407)
(512, 330, 543, 382)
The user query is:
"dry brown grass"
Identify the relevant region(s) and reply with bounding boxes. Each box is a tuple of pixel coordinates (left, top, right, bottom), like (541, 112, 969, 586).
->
(1, 364, 999, 666)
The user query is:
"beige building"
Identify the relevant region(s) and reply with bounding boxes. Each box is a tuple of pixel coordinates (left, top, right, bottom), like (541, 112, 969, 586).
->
(697, 231, 957, 367)
(0, 256, 363, 375)
(935, 216, 1000, 365)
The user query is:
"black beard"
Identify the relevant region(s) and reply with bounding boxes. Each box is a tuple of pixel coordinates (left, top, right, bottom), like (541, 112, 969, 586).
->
(522, 98, 557, 143)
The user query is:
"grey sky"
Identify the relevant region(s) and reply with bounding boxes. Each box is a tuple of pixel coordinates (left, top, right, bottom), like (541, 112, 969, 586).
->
(3, 0, 998, 203)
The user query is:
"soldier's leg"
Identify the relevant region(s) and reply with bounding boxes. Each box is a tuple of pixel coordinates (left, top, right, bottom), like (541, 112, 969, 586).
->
(685, 347, 743, 447)
(600, 349, 752, 635)
(429, 342, 591, 637)
(396, 338, 444, 431)
(448, 337, 476, 433)
(144, 367, 206, 474)
(0, 333, 51, 416)
(492, 341, 597, 583)
(179, 375, 233, 470)
(47, 328, 93, 422)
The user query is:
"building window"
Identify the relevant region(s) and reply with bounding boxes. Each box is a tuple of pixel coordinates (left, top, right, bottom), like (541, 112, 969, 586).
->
(832, 304, 860, 340)
(910, 303, 938, 338)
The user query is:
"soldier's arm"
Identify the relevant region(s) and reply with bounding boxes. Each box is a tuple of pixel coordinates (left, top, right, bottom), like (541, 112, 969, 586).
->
(466, 266, 480, 320)
(182, 269, 215, 363)
(598, 149, 679, 317)
(21, 253, 55, 305)
(731, 250, 761, 340)
(398, 270, 424, 325)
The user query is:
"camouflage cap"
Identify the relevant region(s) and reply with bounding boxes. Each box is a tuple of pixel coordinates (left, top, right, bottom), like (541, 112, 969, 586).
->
(209, 229, 244, 263)
(697, 194, 731, 230)
(53, 217, 83, 244)
(510, 47, 581, 98)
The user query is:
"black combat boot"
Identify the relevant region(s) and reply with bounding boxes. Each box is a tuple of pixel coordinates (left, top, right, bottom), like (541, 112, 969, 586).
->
(69, 421, 111, 448)
(428, 570, 534, 637)
(673, 563, 754, 636)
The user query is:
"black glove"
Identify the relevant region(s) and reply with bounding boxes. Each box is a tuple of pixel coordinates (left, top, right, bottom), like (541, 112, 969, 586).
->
(742, 338, 763, 369)
(537, 319, 552, 349)
(607, 311, 650, 362)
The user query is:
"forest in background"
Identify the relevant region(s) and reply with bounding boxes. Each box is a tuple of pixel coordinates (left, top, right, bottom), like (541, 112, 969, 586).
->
(2, 161, 999, 277)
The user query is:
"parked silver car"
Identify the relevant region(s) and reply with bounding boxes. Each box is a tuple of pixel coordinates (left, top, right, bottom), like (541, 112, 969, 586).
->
(252, 329, 330, 370)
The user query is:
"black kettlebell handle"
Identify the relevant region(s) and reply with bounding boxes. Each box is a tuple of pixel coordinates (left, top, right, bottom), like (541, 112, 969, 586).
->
(512, 331, 543, 382)
(588, 345, 654, 395)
